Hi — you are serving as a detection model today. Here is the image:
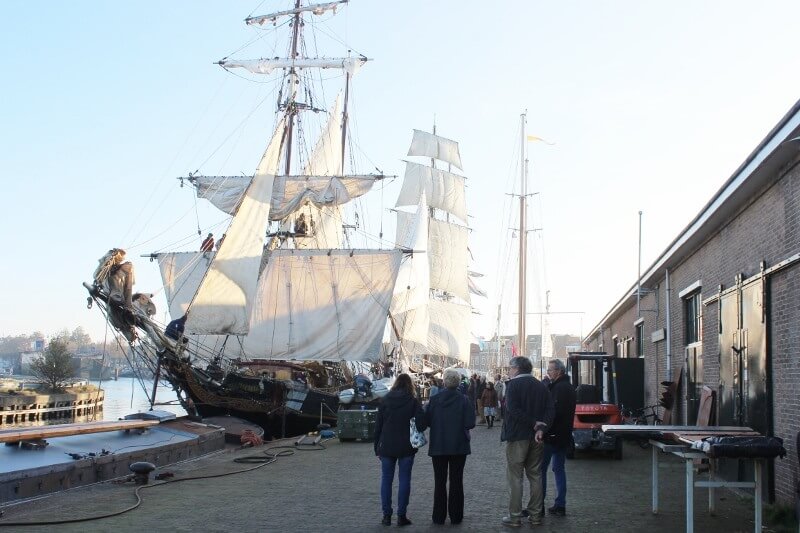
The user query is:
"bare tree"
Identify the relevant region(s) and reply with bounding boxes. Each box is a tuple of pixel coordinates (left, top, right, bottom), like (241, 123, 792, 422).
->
(30, 339, 76, 392)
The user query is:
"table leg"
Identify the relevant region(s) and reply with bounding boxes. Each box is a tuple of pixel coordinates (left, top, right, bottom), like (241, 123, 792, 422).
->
(754, 460, 762, 533)
(652, 443, 659, 514)
(708, 459, 715, 516)
(686, 458, 694, 533)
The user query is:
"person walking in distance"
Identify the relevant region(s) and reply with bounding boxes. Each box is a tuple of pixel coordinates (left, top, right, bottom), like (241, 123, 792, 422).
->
(481, 381, 499, 428)
(476, 375, 487, 424)
(374, 374, 427, 527)
(495, 373, 505, 420)
(425, 368, 476, 525)
(500, 356, 554, 527)
(541, 358, 576, 517)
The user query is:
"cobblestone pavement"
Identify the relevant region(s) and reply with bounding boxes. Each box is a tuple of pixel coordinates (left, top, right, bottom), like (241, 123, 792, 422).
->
(0, 419, 765, 532)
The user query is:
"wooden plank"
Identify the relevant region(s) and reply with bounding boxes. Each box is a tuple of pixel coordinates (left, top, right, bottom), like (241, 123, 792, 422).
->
(677, 432, 759, 445)
(602, 425, 756, 433)
(0, 420, 160, 443)
(696, 386, 715, 427)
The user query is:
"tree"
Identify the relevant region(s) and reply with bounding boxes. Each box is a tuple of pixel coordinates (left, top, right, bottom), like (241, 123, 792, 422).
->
(30, 339, 76, 392)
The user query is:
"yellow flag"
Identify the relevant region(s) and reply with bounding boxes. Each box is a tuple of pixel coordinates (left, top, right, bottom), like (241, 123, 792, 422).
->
(527, 135, 554, 145)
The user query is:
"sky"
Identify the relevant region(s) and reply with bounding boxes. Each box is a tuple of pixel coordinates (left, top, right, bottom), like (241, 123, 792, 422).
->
(2, 1, 800, 345)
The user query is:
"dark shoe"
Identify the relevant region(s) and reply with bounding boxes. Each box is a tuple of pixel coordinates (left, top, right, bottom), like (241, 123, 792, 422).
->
(548, 506, 566, 516)
(520, 510, 529, 518)
(397, 515, 412, 527)
(450, 519, 462, 525)
(501, 515, 522, 528)
(382, 514, 391, 526)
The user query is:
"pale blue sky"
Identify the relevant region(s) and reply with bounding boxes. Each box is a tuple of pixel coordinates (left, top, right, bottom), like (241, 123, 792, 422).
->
(2, 1, 800, 342)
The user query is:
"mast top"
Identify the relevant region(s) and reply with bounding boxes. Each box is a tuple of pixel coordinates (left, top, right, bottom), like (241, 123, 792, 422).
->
(245, 1, 349, 26)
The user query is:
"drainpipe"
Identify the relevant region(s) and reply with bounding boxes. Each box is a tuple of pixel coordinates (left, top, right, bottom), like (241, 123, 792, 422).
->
(665, 269, 672, 381)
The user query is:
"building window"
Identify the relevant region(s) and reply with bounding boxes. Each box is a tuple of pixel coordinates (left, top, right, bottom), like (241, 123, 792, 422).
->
(684, 291, 701, 345)
(636, 322, 644, 357)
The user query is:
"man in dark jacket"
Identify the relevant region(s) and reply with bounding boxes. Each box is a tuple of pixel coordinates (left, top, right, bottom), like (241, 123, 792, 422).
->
(542, 358, 577, 517)
(500, 356, 554, 527)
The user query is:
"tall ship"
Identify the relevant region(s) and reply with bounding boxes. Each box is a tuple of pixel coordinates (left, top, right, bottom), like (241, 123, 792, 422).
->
(83, 1, 477, 438)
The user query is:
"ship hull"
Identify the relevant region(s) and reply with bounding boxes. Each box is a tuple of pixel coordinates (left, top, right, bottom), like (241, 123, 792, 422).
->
(162, 358, 341, 439)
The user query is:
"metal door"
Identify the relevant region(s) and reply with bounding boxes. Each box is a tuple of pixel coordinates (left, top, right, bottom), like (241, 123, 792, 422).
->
(718, 289, 741, 428)
(717, 276, 769, 494)
(718, 278, 767, 433)
(685, 344, 703, 425)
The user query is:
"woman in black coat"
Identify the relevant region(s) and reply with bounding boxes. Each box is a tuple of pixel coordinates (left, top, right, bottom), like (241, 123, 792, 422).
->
(424, 368, 476, 525)
(374, 374, 426, 527)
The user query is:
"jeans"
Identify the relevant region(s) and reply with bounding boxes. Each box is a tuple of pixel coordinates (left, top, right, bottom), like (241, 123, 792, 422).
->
(380, 455, 415, 516)
(541, 443, 567, 508)
(506, 439, 544, 517)
(431, 455, 467, 524)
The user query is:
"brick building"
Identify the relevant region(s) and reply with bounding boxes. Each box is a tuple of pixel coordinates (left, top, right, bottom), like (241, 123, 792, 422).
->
(583, 100, 800, 504)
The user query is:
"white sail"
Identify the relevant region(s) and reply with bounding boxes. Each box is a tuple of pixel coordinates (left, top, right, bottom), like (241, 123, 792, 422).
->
(396, 161, 466, 221)
(219, 57, 366, 77)
(246, 1, 348, 25)
(192, 174, 379, 217)
(391, 193, 430, 345)
(428, 218, 470, 302)
(407, 129, 463, 170)
(400, 300, 471, 362)
(186, 116, 286, 335)
(468, 276, 487, 297)
(157, 252, 212, 320)
(294, 93, 344, 249)
(240, 249, 403, 361)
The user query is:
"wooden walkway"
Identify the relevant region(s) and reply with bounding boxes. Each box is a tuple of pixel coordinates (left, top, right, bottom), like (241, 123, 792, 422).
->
(0, 419, 159, 443)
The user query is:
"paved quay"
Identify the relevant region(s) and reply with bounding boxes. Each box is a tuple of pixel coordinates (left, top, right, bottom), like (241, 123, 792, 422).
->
(0, 420, 764, 532)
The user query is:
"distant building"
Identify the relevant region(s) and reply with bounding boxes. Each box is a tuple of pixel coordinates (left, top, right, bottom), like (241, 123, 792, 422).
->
(19, 351, 43, 372)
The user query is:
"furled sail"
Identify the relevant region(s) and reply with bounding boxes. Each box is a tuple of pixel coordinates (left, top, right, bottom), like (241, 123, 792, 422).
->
(400, 300, 471, 363)
(395, 161, 466, 222)
(407, 129, 463, 170)
(191, 174, 379, 217)
(219, 57, 366, 77)
(238, 249, 403, 361)
(186, 116, 286, 335)
(391, 193, 430, 346)
(245, 1, 348, 25)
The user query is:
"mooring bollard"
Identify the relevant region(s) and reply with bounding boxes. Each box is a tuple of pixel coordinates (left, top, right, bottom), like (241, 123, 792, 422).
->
(129, 462, 156, 485)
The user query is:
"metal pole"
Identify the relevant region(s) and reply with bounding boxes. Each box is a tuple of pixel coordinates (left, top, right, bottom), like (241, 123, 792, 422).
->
(518, 112, 527, 358)
(637, 210, 643, 318)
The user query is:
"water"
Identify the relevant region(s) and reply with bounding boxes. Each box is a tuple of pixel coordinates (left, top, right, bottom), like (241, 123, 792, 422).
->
(97, 377, 187, 420)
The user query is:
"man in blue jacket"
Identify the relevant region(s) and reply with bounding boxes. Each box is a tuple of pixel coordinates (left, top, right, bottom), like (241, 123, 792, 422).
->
(500, 356, 554, 527)
(541, 358, 576, 517)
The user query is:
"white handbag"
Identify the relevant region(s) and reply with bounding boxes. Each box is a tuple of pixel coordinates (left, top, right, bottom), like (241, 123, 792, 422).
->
(410, 418, 427, 449)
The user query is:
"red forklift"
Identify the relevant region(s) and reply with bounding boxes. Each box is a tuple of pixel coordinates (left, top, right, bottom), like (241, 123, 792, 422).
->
(568, 351, 643, 460)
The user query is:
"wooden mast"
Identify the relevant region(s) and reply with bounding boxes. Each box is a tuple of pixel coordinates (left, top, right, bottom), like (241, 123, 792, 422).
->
(517, 112, 527, 358)
(283, 0, 303, 175)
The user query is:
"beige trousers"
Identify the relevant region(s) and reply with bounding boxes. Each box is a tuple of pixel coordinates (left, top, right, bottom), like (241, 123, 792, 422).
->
(505, 439, 544, 517)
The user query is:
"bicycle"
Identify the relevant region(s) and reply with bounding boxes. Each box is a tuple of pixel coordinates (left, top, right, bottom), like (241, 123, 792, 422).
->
(621, 404, 662, 448)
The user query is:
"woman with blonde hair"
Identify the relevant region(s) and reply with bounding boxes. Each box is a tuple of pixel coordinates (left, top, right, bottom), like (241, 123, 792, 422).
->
(374, 373, 426, 527)
(424, 367, 476, 525)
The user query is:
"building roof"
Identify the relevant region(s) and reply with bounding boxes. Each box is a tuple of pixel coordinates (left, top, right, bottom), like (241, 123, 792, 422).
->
(585, 98, 800, 341)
